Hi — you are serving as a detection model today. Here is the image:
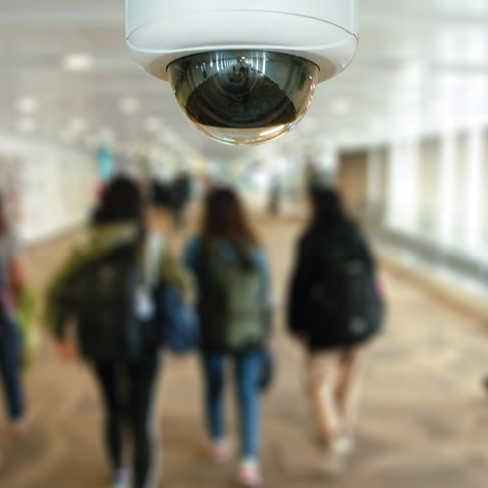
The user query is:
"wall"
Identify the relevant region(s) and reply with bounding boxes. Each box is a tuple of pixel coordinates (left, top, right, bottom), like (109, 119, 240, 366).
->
(0, 134, 97, 245)
(363, 126, 488, 294)
(337, 151, 368, 217)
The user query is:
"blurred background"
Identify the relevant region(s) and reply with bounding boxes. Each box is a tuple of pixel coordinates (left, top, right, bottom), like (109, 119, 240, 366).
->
(0, 0, 487, 295)
(0, 1, 487, 487)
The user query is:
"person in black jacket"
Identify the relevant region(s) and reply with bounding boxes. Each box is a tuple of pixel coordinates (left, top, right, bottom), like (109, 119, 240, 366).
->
(46, 177, 192, 488)
(287, 188, 382, 473)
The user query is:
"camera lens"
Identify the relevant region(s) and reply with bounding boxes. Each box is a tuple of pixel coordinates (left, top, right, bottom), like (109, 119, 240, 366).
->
(167, 51, 319, 146)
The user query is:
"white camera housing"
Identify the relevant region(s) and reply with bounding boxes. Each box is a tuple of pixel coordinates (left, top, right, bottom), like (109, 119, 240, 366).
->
(126, 1, 359, 146)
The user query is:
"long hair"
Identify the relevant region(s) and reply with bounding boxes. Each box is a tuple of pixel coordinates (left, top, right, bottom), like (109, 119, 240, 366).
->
(201, 187, 259, 246)
(93, 176, 145, 226)
(309, 187, 349, 230)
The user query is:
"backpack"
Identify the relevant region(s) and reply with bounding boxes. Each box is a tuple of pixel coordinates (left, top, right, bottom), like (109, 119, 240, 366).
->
(305, 229, 383, 346)
(158, 285, 200, 355)
(198, 242, 267, 351)
(145, 235, 200, 356)
(75, 239, 158, 361)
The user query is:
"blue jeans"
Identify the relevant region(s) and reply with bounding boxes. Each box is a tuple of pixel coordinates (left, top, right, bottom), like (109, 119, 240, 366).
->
(0, 312, 25, 421)
(202, 352, 262, 462)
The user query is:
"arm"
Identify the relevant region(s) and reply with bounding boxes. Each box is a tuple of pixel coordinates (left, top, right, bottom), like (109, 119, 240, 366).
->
(44, 248, 88, 340)
(355, 228, 376, 274)
(286, 237, 313, 338)
(8, 256, 26, 304)
(253, 249, 273, 310)
(253, 249, 274, 339)
(183, 236, 201, 274)
(159, 245, 195, 302)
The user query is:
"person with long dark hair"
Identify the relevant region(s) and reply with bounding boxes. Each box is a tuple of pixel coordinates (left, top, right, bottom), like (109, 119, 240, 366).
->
(0, 195, 31, 467)
(287, 187, 383, 474)
(45, 176, 192, 488)
(184, 187, 272, 488)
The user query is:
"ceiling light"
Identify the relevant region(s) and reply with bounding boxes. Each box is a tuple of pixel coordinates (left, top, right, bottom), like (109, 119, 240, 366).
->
(70, 117, 87, 132)
(120, 97, 139, 113)
(17, 97, 38, 114)
(401, 60, 424, 77)
(331, 98, 353, 115)
(63, 53, 94, 72)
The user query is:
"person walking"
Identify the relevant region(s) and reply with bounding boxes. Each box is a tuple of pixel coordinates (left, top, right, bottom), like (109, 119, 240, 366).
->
(0, 194, 31, 468)
(287, 188, 384, 473)
(171, 171, 193, 229)
(184, 187, 272, 488)
(44, 176, 192, 488)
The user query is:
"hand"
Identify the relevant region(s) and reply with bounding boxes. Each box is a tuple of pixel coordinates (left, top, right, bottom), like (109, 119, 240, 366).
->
(58, 340, 77, 361)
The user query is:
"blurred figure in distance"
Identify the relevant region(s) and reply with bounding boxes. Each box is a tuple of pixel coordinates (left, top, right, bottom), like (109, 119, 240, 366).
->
(171, 171, 193, 230)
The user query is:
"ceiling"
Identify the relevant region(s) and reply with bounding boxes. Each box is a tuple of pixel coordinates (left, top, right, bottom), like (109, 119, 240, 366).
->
(1, 0, 487, 160)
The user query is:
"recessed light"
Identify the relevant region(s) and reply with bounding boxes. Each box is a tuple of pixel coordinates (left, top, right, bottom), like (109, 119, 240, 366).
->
(331, 98, 353, 115)
(70, 117, 87, 132)
(401, 60, 424, 76)
(120, 98, 139, 113)
(63, 54, 94, 72)
(17, 97, 38, 114)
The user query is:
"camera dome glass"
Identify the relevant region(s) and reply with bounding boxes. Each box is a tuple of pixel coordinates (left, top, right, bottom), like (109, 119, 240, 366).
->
(167, 51, 319, 146)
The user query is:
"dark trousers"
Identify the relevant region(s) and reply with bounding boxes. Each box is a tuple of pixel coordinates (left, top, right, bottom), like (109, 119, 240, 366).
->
(93, 355, 161, 488)
(0, 313, 25, 421)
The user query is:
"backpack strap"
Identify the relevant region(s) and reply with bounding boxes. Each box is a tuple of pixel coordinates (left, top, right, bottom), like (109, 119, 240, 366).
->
(141, 233, 165, 288)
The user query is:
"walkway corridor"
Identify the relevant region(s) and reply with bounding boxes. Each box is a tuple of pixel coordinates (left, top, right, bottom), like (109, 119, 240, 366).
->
(1, 217, 487, 488)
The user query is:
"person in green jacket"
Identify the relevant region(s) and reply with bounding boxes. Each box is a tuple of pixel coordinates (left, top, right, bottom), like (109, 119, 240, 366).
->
(44, 176, 192, 488)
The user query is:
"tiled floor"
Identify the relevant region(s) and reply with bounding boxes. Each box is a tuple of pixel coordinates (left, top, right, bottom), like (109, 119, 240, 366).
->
(1, 217, 487, 488)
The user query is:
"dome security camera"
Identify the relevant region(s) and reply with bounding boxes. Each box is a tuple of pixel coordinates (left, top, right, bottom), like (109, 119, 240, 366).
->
(126, 1, 359, 146)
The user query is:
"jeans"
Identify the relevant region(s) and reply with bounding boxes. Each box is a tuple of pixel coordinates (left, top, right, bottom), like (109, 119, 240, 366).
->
(0, 312, 25, 421)
(202, 352, 262, 462)
(93, 355, 161, 488)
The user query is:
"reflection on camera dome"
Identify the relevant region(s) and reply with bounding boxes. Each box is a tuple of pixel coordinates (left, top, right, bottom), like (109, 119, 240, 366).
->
(185, 64, 297, 129)
(168, 51, 319, 146)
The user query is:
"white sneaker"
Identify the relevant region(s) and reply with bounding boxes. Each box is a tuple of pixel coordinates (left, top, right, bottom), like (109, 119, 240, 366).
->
(237, 461, 263, 487)
(323, 449, 345, 478)
(207, 440, 232, 464)
(334, 435, 355, 456)
(322, 438, 354, 478)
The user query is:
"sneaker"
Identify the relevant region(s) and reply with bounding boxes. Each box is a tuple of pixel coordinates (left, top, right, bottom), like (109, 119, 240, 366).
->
(322, 449, 345, 479)
(237, 462, 263, 487)
(11, 409, 34, 437)
(321, 438, 353, 478)
(334, 435, 355, 456)
(112, 467, 131, 488)
(207, 440, 231, 464)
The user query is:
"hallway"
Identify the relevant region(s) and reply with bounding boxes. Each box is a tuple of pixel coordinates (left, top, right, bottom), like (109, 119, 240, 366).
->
(1, 217, 487, 488)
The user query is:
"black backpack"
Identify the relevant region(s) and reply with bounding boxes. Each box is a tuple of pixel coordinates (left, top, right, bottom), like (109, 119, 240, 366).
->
(74, 240, 158, 361)
(305, 229, 383, 346)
